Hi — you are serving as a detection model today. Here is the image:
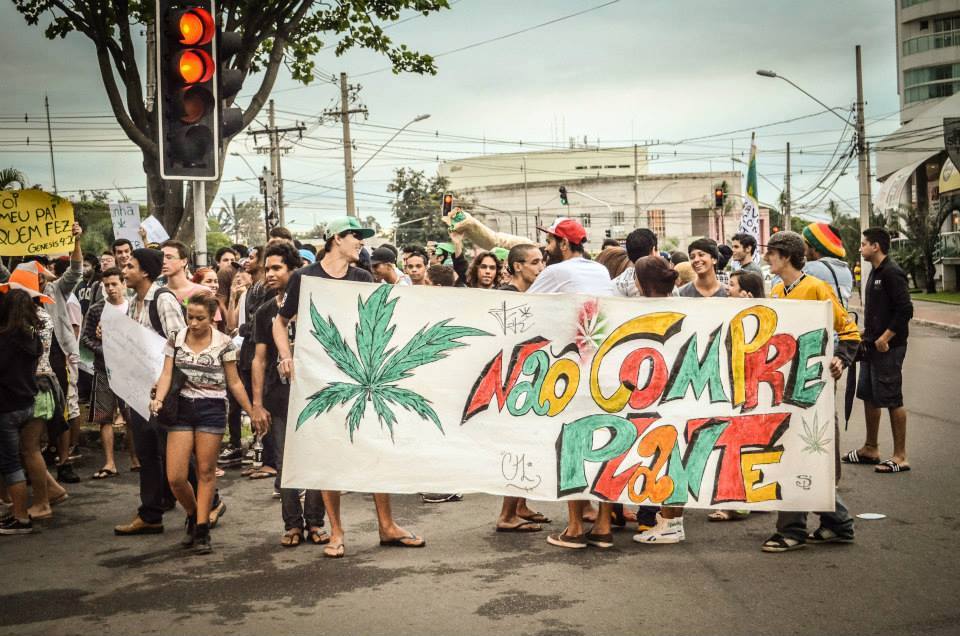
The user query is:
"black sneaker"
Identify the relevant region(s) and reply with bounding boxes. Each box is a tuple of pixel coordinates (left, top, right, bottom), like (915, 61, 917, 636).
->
(0, 517, 33, 535)
(217, 446, 243, 467)
(193, 524, 212, 555)
(57, 464, 81, 484)
(181, 515, 197, 548)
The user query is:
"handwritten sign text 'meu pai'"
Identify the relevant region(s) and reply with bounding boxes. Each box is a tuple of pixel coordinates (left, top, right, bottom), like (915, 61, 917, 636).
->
(0, 189, 75, 256)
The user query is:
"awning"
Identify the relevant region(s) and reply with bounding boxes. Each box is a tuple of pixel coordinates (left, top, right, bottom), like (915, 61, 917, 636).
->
(940, 158, 960, 194)
(874, 156, 927, 214)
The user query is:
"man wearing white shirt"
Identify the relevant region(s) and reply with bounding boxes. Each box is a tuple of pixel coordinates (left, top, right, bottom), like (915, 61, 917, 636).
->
(528, 218, 613, 296)
(527, 218, 616, 550)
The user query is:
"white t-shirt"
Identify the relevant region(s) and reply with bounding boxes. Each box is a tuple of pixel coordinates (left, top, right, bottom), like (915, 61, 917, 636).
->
(66, 293, 83, 330)
(527, 257, 614, 296)
(612, 266, 639, 297)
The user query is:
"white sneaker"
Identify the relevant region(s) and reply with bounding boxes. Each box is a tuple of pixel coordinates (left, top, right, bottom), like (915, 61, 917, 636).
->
(633, 513, 684, 544)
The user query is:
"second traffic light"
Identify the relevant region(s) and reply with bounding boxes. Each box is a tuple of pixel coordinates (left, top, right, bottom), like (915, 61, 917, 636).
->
(559, 185, 569, 206)
(156, 0, 243, 180)
(714, 187, 725, 208)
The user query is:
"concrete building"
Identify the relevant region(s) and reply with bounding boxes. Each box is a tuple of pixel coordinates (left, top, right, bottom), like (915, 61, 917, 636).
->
(897, 0, 960, 124)
(875, 1, 960, 289)
(438, 147, 766, 252)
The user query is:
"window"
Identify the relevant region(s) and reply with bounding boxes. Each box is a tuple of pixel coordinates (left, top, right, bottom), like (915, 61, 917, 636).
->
(580, 213, 592, 228)
(647, 209, 665, 236)
(901, 0, 931, 8)
(903, 27, 960, 55)
(618, 164, 631, 168)
(904, 63, 960, 87)
(613, 210, 625, 225)
(905, 80, 960, 103)
(934, 16, 960, 32)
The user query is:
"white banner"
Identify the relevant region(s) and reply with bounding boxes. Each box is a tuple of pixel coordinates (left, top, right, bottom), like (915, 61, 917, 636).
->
(109, 202, 145, 250)
(100, 309, 166, 420)
(283, 280, 838, 511)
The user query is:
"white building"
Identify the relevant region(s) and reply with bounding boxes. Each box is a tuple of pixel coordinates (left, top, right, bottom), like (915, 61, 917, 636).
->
(438, 147, 758, 252)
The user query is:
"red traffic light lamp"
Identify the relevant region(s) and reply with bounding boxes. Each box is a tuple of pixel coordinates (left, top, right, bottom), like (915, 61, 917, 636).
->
(714, 187, 724, 208)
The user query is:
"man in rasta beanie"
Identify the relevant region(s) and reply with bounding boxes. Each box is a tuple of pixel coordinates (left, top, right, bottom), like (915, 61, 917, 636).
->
(802, 223, 853, 308)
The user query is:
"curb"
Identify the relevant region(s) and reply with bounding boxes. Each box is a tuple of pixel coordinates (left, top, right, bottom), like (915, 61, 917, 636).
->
(911, 317, 960, 336)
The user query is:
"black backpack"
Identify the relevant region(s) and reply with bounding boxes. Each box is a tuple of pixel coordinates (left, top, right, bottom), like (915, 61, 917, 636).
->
(147, 287, 185, 336)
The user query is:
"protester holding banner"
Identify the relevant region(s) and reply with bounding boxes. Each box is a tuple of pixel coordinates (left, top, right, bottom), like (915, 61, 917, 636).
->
(149, 292, 264, 555)
(115, 248, 189, 537)
(252, 241, 328, 548)
(678, 238, 728, 298)
(763, 231, 859, 552)
(80, 267, 128, 480)
(274, 216, 425, 557)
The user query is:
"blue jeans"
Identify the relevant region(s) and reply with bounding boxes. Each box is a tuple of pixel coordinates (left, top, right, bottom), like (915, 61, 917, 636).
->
(0, 407, 34, 485)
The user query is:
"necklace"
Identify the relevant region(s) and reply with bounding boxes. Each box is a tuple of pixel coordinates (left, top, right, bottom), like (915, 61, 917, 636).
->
(784, 273, 806, 296)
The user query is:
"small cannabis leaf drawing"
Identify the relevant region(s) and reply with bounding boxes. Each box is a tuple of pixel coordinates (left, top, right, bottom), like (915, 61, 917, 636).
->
(799, 413, 831, 455)
(297, 284, 491, 442)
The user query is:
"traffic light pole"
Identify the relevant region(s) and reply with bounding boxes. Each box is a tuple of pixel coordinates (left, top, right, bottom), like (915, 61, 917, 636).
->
(193, 181, 208, 266)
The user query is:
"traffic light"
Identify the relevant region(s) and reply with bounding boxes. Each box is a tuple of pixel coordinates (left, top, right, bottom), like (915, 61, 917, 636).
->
(441, 193, 454, 216)
(559, 186, 569, 206)
(771, 226, 780, 234)
(156, 1, 241, 180)
(714, 187, 724, 208)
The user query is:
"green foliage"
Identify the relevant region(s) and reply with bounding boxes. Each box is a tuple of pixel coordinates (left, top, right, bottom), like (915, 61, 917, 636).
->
(214, 196, 266, 246)
(388, 168, 455, 246)
(0, 168, 27, 190)
(297, 284, 490, 441)
(895, 204, 940, 293)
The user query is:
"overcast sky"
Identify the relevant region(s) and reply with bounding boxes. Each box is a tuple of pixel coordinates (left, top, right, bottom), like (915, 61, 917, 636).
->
(0, 0, 901, 231)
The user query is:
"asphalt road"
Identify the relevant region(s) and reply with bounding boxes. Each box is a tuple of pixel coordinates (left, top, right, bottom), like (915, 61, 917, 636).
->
(2, 325, 959, 636)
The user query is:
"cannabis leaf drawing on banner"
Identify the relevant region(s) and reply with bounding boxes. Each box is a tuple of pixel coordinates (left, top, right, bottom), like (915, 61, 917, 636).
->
(297, 284, 491, 442)
(799, 413, 831, 455)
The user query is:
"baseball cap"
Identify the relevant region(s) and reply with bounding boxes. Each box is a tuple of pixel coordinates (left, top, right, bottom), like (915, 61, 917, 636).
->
(325, 217, 375, 240)
(370, 246, 397, 266)
(537, 217, 587, 245)
(298, 249, 316, 264)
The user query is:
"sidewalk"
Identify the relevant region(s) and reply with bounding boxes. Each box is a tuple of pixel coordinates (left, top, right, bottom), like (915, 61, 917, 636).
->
(850, 293, 960, 334)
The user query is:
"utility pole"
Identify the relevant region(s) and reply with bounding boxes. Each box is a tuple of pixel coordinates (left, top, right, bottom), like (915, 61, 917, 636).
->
(145, 20, 156, 212)
(522, 156, 529, 238)
(193, 181, 207, 266)
(633, 144, 640, 227)
(855, 44, 872, 300)
(247, 100, 305, 229)
(44, 95, 57, 194)
(784, 142, 791, 230)
(322, 72, 368, 217)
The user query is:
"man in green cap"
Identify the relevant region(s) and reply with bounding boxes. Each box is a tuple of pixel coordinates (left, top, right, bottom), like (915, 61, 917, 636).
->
(273, 217, 426, 557)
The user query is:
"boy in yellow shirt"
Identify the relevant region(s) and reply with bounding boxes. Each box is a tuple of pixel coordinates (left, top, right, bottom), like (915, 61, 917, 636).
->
(762, 231, 860, 552)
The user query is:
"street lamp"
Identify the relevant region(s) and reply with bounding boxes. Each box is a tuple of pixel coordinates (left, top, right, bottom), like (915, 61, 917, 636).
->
(755, 70, 851, 126)
(354, 113, 431, 175)
(230, 152, 260, 180)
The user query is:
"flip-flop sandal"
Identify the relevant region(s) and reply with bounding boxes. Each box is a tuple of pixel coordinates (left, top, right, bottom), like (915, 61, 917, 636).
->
(129, 465, 141, 473)
(841, 450, 880, 465)
(92, 468, 119, 480)
(875, 459, 911, 474)
(761, 533, 806, 552)
(323, 542, 345, 558)
(50, 492, 69, 506)
(708, 510, 749, 522)
(248, 470, 277, 480)
(496, 520, 543, 533)
(586, 532, 614, 549)
(379, 533, 426, 548)
(546, 531, 588, 549)
(518, 512, 552, 524)
(308, 528, 331, 545)
(280, 530, 302, 548)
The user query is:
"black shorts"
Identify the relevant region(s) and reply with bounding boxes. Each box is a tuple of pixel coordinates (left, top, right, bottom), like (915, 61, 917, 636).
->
(856, 345, 907, 408)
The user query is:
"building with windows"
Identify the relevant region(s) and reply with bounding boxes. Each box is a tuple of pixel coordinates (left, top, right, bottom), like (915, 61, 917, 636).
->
(897, 0, 960, 124)
(438, 147, 767, 252)
(875, 1, 960, 290)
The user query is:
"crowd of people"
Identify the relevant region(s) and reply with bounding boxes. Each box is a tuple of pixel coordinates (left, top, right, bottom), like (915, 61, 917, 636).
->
(0, 212, 914, 557)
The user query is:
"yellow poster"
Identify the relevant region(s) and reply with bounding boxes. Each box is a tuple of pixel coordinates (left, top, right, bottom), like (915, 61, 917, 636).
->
(0, 189, 75, 256)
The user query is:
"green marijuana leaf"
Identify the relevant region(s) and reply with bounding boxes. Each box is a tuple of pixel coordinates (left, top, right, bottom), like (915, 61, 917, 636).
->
(297, 284, 490, 442)
(799, 413, 831, 455)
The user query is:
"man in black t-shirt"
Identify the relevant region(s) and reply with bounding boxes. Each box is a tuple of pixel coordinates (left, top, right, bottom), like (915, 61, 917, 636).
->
(273, 217, 425, 557)
(253, 242, 328, 547)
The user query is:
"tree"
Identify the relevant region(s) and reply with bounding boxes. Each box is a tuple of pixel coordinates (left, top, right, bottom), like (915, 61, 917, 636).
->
(896, 205, 940, 293)
(14, 1, 450, 239)
(0, 168, 27, 190)
(387, 168, 452, 246)
(364, 215, 383, 235)
(215, 195, 266, 245)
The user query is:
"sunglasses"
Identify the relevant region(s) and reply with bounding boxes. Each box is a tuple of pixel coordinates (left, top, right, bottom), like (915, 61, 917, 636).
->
(339, 230, 365, 240)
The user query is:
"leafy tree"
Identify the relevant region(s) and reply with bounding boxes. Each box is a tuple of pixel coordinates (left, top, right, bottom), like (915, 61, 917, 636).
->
(896, 205, 940, 293)
(215, 195, 266, 245)
(387, 168, 453, 246)
(364, 215, 383, 235)
(14, 1, 450, 239)
(206, 218, 234, 257)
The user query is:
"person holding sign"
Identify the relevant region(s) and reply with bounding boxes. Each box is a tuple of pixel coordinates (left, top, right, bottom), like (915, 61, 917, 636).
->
(761, 231, 859, 553)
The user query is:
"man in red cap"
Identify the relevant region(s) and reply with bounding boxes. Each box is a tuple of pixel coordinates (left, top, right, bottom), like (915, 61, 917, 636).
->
(528, 218, 612, 295)
(527, 218, 616, 549)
